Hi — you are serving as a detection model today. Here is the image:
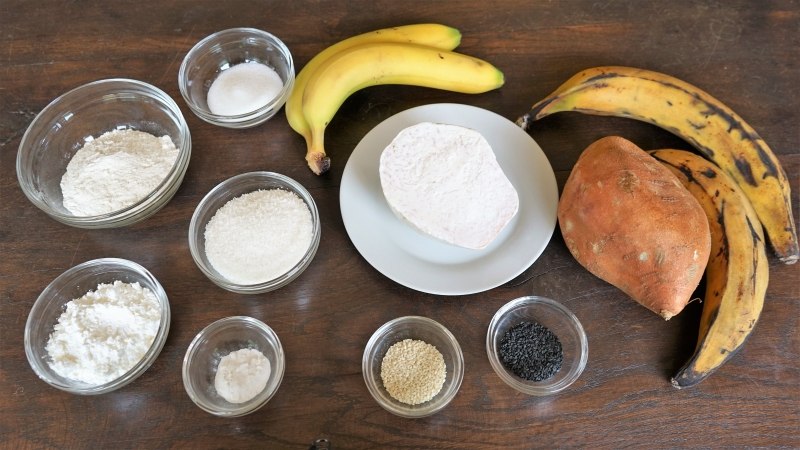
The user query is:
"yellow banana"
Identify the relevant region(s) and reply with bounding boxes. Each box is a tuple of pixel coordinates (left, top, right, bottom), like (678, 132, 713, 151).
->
(301, 43, 504, 174)
(286, 24, 462, 149)
(651, 149, 768, 389)
(518, 66, 798, 264)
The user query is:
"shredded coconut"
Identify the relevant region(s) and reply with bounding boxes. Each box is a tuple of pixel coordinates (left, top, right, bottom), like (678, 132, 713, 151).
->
(214, 348, 271, 403)
(45, 281, 161, 385)
(60, 129, 179, 216)
(204, 188, 313, 285)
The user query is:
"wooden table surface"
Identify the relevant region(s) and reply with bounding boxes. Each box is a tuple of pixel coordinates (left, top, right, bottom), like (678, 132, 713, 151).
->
(1, 1, 798, 448)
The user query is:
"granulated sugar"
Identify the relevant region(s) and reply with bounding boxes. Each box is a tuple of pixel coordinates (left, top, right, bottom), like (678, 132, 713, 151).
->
(206, 62, 284, 116)
(204, 189, 313, 285)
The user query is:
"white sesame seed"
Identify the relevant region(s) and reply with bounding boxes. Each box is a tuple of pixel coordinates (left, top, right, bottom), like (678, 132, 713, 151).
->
(380, 339, 446, 405)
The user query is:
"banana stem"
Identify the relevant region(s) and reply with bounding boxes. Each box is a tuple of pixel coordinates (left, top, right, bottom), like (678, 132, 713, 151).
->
(305, 134, 330, 175)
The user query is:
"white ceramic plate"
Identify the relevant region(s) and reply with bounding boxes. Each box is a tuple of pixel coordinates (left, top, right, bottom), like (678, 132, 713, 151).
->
(340, 103, 558, 295)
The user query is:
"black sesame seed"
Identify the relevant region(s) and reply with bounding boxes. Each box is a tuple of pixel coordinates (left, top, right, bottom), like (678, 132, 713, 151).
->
(498, 321, 563, 382)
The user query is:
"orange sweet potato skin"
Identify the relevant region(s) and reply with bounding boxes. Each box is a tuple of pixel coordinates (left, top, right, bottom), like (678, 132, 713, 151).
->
(558, 136, 711, 320)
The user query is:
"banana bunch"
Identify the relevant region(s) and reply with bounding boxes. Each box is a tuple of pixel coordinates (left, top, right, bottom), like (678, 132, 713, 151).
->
(286, 24, 505, 175)
(517, 66, 798, 264)
(651, 149, 768, 388)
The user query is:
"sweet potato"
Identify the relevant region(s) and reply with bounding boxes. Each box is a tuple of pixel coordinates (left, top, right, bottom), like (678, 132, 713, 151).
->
(558, 136, 711, 319)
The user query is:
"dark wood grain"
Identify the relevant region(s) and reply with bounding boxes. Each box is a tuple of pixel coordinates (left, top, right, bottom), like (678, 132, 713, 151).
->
(1, 1, 798, 448)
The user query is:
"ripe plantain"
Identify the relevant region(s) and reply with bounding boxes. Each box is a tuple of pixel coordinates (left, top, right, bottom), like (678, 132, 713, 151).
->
(650, 149, 768, 389)
(301, 43, 504, 174)
(517, 66, 798, 264)
(286, 24, 462, 149)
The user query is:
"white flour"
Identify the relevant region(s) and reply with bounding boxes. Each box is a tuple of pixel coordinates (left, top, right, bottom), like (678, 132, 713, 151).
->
(60, 129, 179, 216)
(214, 348, 271, 403)
(204, 189, 313, 285)
(45, 281, 161, 385)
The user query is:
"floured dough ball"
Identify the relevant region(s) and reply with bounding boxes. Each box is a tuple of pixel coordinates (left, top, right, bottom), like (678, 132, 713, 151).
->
(379, 122, 519, 249)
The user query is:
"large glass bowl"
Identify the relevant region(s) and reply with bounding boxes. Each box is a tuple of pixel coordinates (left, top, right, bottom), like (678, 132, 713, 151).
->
(24, 258, 171, 395)
(16, 78, 191, 228)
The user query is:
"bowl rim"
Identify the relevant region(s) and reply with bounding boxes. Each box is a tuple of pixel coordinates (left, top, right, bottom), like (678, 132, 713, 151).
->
(362, 315, 464, 418)
(15, 78, 192, 228)
(177, 27, 295, 128)
(181, 315, 286, 417)
(188, 171, 321, 294)
(24, 257, 171, 395)
(486, 295, 588, 396)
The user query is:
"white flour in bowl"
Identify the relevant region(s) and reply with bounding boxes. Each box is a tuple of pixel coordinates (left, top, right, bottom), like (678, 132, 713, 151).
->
(60, 129, 178, 216)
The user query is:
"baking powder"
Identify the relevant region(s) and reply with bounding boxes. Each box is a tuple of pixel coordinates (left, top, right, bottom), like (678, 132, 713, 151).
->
(214, 348, 271, 403)
(60, 129, 179, 216)
(45, 281, 161, 385)
(204, 189, 313, 285)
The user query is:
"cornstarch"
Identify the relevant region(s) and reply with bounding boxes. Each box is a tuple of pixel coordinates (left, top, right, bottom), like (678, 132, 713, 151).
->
(204, 189, 313, 285)
(60, 129, 178, 216)
(45, 281, 161, 385)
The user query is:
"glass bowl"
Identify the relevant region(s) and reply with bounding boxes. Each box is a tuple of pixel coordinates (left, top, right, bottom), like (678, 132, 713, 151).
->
(188, 171, 320, 294)
(362, 316, 464, 418)
(24, 258, 171, 395)
(16, 78, 191, 229)
(182, 316, 285, 417)
(178, 27, 294, 128)
(486, 296, 588, 396)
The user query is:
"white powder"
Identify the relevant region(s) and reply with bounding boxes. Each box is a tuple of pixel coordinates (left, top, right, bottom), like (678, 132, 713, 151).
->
(207, 62, 284, 116)
(204, 189, 313, 285)
(45, 281, 161, 385)
(60, 129, 179, 216)
(214, 348, 271, 404)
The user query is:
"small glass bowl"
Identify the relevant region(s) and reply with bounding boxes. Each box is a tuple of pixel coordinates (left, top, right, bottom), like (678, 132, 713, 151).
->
(178, 28, 294, 128)
(182, 316, 285, 417)
(188, 171, 321, 294)
(24, 258, 171, 395)
(486, 296, 588, 396)
(16, 78, 191, 229)
(362, 316, 464, 418)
